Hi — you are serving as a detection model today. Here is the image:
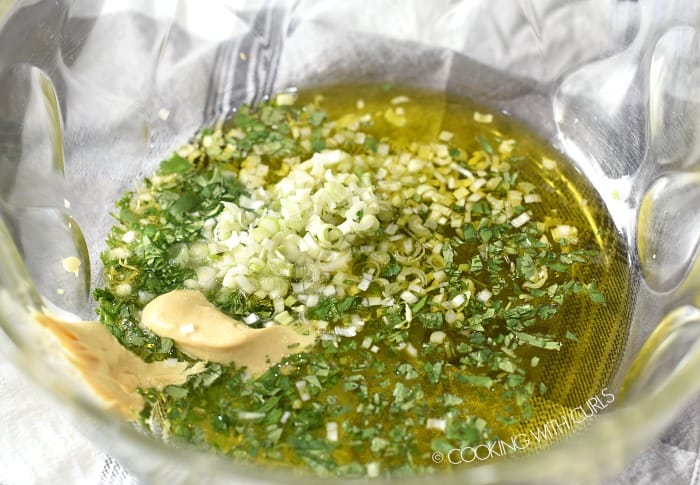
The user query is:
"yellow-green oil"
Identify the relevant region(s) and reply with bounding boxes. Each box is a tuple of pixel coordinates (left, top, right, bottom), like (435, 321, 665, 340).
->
(147, 84, 631, 473)
(298, 82, 631, 409)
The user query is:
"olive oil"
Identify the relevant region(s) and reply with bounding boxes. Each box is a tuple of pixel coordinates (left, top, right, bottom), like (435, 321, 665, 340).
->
(298, 83, 631, 410)
(296, 82, 631, 425)
(98, 83, 631, 476)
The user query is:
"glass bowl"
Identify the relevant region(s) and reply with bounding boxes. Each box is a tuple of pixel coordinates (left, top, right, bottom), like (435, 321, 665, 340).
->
(1, 0, 700, 483)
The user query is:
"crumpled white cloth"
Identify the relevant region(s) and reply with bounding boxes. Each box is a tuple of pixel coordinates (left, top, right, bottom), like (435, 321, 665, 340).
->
(0, 355, 118, 485)
(1, 346, 699, 485)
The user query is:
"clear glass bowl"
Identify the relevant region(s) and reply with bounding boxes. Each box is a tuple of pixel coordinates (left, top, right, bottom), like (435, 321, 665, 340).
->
(1, 0, 700, 483)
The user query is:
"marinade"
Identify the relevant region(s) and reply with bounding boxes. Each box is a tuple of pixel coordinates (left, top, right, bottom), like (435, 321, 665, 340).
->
(95, 84, 630, 477)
